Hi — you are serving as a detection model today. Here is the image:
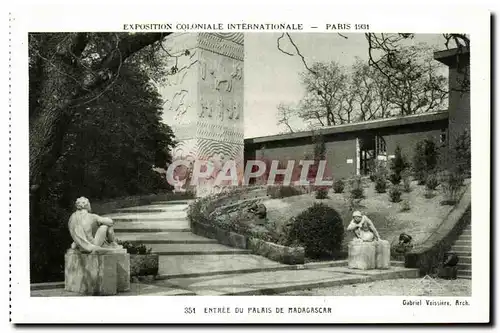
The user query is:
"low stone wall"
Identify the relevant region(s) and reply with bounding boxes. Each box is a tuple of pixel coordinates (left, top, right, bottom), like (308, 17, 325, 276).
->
(248, 238, 305, 265)
(92, 192, 194, 215)
(405, 184, 471, 276)
(191, 220, 304, 264)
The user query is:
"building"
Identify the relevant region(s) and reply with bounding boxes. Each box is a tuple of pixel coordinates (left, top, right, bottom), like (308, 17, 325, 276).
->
(243, 47, 470, 181)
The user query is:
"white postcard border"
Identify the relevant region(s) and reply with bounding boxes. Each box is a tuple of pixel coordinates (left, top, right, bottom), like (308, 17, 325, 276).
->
(9, 3, 491, 324)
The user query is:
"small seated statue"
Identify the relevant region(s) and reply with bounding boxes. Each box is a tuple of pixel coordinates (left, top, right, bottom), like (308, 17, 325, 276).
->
(347, 211, 390, 270)
(68, 197, 122, 253)
(394, 232, 413, 254)
(347, 211, 381, 242)
(248, 202, 267, 219)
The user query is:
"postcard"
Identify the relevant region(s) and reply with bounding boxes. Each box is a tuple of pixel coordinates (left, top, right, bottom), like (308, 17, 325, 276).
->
(8, 2, 491, 324)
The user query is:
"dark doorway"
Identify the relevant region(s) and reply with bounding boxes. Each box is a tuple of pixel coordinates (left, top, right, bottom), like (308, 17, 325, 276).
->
(359, 134, 387, 176)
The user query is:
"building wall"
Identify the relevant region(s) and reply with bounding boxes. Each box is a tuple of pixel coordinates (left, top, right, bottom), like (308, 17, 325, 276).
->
(244, 119, 449, 181)
(448, 65, 471, 143)
(380, 121, 449, 168)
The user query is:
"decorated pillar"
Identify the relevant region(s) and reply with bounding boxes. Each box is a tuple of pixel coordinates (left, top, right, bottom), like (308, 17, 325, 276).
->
(158, 33, 244, 196)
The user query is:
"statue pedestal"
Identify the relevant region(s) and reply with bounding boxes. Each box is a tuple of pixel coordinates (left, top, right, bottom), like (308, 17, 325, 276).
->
(64, 249, 130, 295)
(348, 242, 376, 270)
(348, 240, 391, 270)
(375, 240, 391, 269)
(114, 250, 131, 292)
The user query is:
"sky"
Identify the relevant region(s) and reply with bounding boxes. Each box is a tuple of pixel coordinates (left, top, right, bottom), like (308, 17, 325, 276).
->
(243, 33, 448, 138)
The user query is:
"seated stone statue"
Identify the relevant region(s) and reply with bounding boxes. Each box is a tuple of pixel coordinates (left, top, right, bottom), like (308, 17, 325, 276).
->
(68, 197, 122, 253)
(347, 211, 390, 270)
(248, 202, 267, 219)
(346, 211, 381, 242)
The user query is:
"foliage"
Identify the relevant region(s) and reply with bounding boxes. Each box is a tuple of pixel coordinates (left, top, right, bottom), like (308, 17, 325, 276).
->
(286, 203, 344, 258)
(118, 241, 153, 255)
(365, 41, 449, 116)
(413, 139, 440, 184)
(276, 41, 449, 131)
(388, 185, 403, 203)
(425, 173, 440, 191)
(389, 145, 409, 185)
(350, 176, 365, 199)
(29, 33, 176, 283)
(400, 199, 411, 212)
(333, 179, 345, 193)
(267, 185, 303, 199)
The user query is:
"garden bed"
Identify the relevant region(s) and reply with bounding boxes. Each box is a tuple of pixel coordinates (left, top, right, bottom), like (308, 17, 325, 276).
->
(191, 219, 304, 264)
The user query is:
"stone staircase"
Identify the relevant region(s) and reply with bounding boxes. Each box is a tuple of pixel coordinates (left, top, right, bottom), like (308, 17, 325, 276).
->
(449, 222, 471, 279)
(97, 199, 419, 295)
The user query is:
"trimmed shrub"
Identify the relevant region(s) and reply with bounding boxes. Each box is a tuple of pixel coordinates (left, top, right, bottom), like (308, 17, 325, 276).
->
(424, 189, 435, 199)
(389, 145, 409, 185)
(388, 185, 402, 203)
(350, 176, 365, 199)
(287, 203, 344, 258)
(413, 139, 439, 185)
(267, 185, 302, 199)
(402, 169, 412, 193)
(441, 171, 464, 205)
(425, 173, 439, 190)
(375, 177, 388, 193)
(400, 199, 411, 212)
(315, 187, 329, 199)
(333, 179, 345, 193)
(118, 241, 153, 255)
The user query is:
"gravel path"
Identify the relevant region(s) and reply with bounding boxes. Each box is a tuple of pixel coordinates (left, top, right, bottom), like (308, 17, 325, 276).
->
(280, 278, 471, 296)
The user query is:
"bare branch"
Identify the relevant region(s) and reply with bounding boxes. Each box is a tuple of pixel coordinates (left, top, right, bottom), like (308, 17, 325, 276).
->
(277, 33, 294, 56)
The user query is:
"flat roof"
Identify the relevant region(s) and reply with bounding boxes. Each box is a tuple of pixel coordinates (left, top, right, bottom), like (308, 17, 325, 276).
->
(434, 47, 470, 66)
(245, 111, 449, 144)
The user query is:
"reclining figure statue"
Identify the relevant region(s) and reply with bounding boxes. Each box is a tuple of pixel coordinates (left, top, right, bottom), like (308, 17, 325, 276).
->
(68, 197, 123, 253)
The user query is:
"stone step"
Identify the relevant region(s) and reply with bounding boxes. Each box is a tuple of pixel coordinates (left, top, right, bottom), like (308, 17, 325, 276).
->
(450, 250, 472, 257)
(152, 200, 193, 205)
(461, 230, 471, 236)
(458, 235, 471, 241)
(114, 224, 190, 232)
(456, 256, 471, 264)
(116, 204, 189, 211)
(105, 211, 188, 220)
(115, 232, 217, 244)
(454, 240, 471, 246)
(161, 266, 419, 296)
(457, 269, 472, 278)
(457, 263, 471, 271)
(148, 243, 252, 255)
(114, 219, 191, 233)
(451, 245, 471, 252)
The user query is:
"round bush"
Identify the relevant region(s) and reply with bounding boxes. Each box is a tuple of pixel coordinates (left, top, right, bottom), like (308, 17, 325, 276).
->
(287, 203, 344, 258)
(333, 179, 345, 193)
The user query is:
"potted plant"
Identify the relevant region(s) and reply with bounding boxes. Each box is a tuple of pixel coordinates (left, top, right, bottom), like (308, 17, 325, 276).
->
(118, 241, 159, 277)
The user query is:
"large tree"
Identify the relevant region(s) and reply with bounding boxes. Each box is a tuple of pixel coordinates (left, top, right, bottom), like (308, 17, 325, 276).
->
(29, 32, 179, 282)
(29, 32, 171, 198)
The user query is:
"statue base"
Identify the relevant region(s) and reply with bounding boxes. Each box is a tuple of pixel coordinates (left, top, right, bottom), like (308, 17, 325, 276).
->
(64, 249, 130, 295)
(348, 240, 391, 270)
